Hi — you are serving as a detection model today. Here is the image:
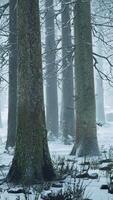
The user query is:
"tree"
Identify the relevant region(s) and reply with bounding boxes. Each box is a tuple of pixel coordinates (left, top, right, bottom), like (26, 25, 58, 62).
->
(7, 0, 55, 185)
(96, 39, 105, 124)
(96, 71, 105, 124)
(0, 1, 9, 130)
(45, 0, 59, 138)
(60, 0, 75, 143)
(71, 0, 99, 156)
(6, 0, 17, 149)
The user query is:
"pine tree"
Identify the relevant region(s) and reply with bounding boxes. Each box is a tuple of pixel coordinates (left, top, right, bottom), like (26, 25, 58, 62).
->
(6, 0, 17, 149)
(45, 0, 59, 138)
(7, 0, 55, 185)
(71, 0, 99, 156)
(60, 0, 75, 144)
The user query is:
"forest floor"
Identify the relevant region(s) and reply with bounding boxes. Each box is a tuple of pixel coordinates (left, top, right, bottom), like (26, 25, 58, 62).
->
(0, 107, 113, 199)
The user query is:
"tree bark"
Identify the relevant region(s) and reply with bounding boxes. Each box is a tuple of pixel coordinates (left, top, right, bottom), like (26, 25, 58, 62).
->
(96, 67, 105, 124)
(71, 0, 99, 157)
(60, 0, 75, 143)
(95, 27, 105, 124)
(45, 0, 59, 138)
(6, 0, 17, 149)
(7, 0, 55, 185)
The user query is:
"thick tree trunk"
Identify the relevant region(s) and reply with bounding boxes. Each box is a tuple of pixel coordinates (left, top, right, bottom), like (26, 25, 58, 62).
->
(45, 0, 58, 138)
(7, 0, 55, 185)
(60, 0, 75, 143)
(6, 0, 17, 149)
(71, 0, 99, 157)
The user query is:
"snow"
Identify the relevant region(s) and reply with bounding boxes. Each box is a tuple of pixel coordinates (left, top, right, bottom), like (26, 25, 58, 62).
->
(1, 108, 113, 199)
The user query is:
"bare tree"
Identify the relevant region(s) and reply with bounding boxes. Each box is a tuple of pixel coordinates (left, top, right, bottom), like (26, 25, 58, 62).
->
(60, 0, 75, 144)
(6, 0, 17, 149)
(71, 0, 99, 156)
(7, 0, 55, 184)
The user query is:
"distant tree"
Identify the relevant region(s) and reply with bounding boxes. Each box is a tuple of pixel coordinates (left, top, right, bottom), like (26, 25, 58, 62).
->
(6, 0, 17, 149)
(60, 0, 75, 143)
(96, 72, 105, 124)
(45, 0, 59, 138)
(71, 0, 99, 156)
(7, 0, 55, 184)
(96, 39, 105, 124)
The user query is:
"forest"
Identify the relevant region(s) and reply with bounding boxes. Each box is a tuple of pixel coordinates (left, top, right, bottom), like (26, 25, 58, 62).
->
(0, 0, 113, 199)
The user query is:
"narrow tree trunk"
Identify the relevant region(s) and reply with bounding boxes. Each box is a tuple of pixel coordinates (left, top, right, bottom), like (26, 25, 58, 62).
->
(60, 0, 75, 144)
(6, 0, 17, 149)
(7, 0, 55, 185)
(96, 36, 105, 124)
(45, 0, 58, 138)
(96, 69, 105, 124)
(71, 0, 99, 157)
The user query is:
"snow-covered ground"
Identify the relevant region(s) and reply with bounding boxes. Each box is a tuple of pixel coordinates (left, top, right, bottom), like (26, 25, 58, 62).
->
(0, 108, 113, 199)
(49, 124, 113, 200)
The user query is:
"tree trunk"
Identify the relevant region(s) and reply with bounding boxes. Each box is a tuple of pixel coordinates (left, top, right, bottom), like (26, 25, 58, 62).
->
(6, 0, 17, 149)
(96, 66, 105, 124)
(71, 0, 99, 157)
(60, 0, 75, 144)
(45, 0, 59, 138)
(95, 28, 105, 125)
(7, 0, 55, 185)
